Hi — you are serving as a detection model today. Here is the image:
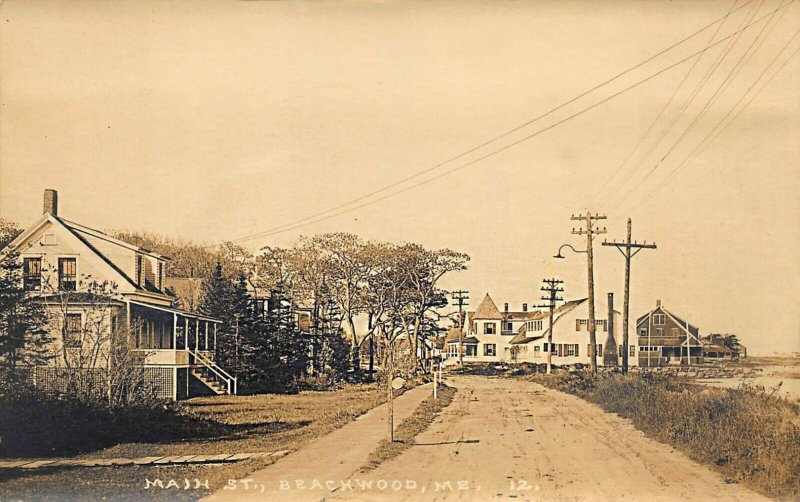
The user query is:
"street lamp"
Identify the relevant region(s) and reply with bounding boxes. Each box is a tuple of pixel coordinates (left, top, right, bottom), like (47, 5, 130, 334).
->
(553, 243, 587, 259)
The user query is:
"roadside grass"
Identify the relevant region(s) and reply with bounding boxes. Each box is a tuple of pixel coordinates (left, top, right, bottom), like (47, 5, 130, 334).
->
(361, 384, 456, 473)
(0, 383, 384, 501)
(532, 371, 800, 499)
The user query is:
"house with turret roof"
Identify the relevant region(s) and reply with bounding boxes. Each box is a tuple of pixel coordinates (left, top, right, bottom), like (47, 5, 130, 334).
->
(445, 292, 638, 367)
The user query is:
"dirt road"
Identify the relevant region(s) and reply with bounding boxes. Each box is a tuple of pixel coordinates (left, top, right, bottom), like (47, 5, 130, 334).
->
(322, 375, 766, 501)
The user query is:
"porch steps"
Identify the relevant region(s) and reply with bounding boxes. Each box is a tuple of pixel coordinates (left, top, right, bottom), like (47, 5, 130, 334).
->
(0, 450, 289, 470)
(191, 369, 228, 395)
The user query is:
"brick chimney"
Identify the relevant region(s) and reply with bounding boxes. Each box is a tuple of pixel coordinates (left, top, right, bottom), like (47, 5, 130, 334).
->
(504, 303, 508, 312)
(522, 303, 528, 312)
(656, 299, 662, 308)
(43, 189, 58, 216)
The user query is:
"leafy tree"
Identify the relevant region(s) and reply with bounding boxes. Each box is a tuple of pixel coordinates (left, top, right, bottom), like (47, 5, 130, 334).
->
(0, 251, 51, 381)
(0, 219, 22, 251)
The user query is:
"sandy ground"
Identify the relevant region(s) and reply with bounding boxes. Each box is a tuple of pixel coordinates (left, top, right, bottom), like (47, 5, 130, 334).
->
(320, 375, 767, 502)
(204, 383, 432, 502)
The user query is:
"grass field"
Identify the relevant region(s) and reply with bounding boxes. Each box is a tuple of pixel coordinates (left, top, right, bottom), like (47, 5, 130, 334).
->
(0, 384, 384, 501)
(532, 371, 800, 499)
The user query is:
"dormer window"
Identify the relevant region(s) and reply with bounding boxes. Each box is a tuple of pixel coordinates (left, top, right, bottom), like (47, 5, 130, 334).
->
(135, 254, 144, 286)
(58, 257, 77, 291)
(157, 261, 164, 291)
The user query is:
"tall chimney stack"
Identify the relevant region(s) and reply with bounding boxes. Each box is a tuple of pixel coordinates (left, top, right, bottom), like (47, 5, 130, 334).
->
(656, 299, 662, 308)
(522, 303, 528, 312)
(504, 303, 508, 312)
(604, 292, 618, 366)
(43, 189, 58, 216)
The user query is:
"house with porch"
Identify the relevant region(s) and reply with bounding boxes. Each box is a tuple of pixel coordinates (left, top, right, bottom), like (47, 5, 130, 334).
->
(444, 292, 637, 367)
(4, 189, 234, 400)
(444, 293, 549, 364)
(635, 300, 703, 366)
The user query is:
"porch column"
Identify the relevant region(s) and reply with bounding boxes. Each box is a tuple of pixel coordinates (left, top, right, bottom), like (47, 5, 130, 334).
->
(205, 321, 209, 351)
(195, 318, 200, 351)
(213, 323, 217, 352)
(185, 317, 189, 350)
(173, 313, 177, 350)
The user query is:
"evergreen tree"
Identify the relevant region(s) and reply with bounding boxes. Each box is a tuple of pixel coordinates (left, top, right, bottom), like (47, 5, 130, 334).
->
(199, 263, 252, 376)
(315, 282, 349, 381)
(0, 251, 51, 382)
(245, 282, 309, 393)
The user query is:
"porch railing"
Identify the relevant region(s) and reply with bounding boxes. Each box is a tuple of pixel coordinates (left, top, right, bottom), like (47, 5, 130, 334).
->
(191, 350, 237, 395)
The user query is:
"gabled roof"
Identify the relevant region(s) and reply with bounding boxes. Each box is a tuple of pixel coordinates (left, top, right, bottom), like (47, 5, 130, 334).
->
(59, 217, 169, 261)
(513, 298, 588, 344)
(472, 293, 504, 320)
(504, 311, 548, 321)
(445, 327, 463, 342)
(6, 213, 170, 298)
(636, 305, 700, 338)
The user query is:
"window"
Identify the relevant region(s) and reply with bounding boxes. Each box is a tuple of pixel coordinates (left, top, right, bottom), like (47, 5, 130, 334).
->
(533, 346, 541, 355)
(504, 322, 513, 332)
(484, 343, 496, 357)
(42, 233, 57, 246)
(596, 319, 607, 332)
(135, 255, 144, 286)
(23, 257, 42, 291)
(483, 323, 496, 335)
(655, 328, 663, 336)
(576, 319, 588, 331)
(629, 345, 636, 356)
(672, 328, 679, 337)
(565, 344, 578, 356)
(653, 314, 666, 325)
(640, 328, 647, 337)
(465, 344, 477, 356)
(58, 258, 77, 291)
(157, 261, 164, 291)
(587, 344, 603, 355)
(64, 313, 82, 348)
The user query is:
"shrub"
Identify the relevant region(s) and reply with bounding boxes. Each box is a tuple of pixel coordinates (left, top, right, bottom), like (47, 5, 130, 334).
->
(0, 387, 223, 457)
(533, 371, 800, 498)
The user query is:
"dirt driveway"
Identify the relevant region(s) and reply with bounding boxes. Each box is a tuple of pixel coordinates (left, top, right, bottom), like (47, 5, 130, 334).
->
(322, 375, 766, 501)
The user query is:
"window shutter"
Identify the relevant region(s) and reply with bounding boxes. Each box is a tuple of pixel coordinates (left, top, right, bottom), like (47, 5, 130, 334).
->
(575, 344, 579, 357)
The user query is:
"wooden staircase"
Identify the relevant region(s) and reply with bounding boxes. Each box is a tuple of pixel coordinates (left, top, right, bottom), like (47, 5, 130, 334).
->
(190, 351, 237, 395)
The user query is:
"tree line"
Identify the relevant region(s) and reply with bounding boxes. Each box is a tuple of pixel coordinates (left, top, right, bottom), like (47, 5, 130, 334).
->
(0, 217, 470, 395)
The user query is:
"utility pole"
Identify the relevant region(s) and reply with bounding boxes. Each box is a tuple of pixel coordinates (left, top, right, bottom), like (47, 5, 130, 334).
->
(602, 218, 656, 374)
(571, 211, 606, 375)
(534, 278, 564, 374)
(451, 290, 469, 371)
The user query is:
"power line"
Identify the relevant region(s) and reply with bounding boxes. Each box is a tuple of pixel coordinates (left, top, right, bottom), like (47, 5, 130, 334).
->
(227, 4, 793, 245)
(590, 0, 745, 205)
(601, 0, 773, 210)
(618, 27, 800, 215)
(604, 0, 792, 214)
(225, 0, 764, 245)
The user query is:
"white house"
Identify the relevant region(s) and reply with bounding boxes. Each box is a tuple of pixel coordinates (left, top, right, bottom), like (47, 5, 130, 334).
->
(445, 292, 638, 367)
(4, 189, 235, 400)
(445, 293, 548, 364)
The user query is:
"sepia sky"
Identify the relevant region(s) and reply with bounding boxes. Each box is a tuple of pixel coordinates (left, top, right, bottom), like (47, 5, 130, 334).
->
(1, 0, 798, 354)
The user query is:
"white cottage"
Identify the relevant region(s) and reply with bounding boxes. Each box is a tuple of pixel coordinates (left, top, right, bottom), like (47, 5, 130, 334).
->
(444, 291, 638, 367)
(4, 189, 235, 399)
